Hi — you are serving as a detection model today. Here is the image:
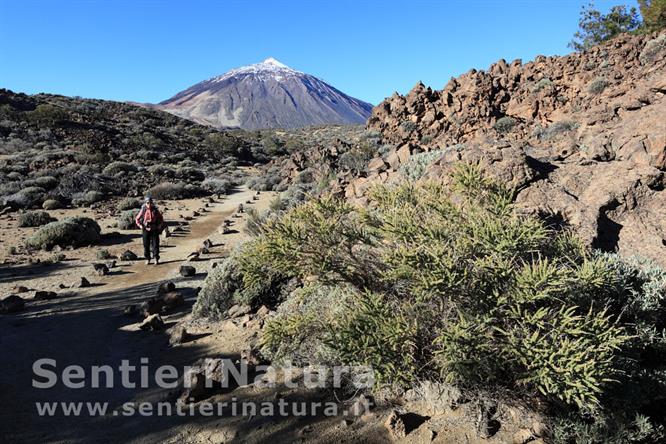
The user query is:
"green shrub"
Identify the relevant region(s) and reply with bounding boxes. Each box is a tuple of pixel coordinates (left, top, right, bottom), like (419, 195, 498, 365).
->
(117, 209, 139, 230)
(531, 78, 554, 93)
(493, 116, 517, 133)
(26, 217, 101, 250)
(533, 120, 579, 140)
(97, 249, 112, 260)
(400, 120, 418, 134)
(398, 149, 444, 181)
(588, 77, 610, 94)
(18, 211, 55, 227)
(116, 197, 140, 211)
(640, 34, 666, 64)
(202, 177, 232, 195)
(33, 176, 59, 189)
(102, 161, 138, 176)
(237, 162, 666, 428)
(261, 283, 353, 365)
(72, 190, 104, 207)
(192, 255, 244, 320)
(42, 199, 62, 210)
(147, 182, 201, 200)
(328, 291, 418, 385)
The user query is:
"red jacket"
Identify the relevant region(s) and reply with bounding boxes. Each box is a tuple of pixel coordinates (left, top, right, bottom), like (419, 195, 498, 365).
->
(135, 204, 164, 232)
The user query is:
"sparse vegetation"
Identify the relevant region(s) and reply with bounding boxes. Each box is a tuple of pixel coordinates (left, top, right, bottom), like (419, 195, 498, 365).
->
(117, 209, 139, 230)
(398, 149, 443, 181)
(25, 217, 101, 250)
(493, 116, 517, 133)
(196, 163, 666, 440)
(588, 77, 610, 94)
(18, 211, 55, 227)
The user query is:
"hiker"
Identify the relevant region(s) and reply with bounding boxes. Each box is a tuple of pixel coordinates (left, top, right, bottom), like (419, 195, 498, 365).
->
(135, 196, 165, 265)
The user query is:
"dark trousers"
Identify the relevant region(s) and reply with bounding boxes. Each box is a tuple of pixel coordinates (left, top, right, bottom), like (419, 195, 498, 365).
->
(142, 229, 160, 260)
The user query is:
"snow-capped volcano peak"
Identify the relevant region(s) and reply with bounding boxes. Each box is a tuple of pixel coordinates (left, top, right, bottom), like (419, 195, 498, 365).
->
(261, 57, 287, 68)
(159, 57, 373, 130)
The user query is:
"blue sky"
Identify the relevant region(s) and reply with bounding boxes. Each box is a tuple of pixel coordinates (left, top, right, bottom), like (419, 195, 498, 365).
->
(0, 0, 639, 105)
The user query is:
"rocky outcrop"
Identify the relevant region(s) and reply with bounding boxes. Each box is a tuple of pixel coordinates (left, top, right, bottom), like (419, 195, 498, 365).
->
(360, 31, 666, 266)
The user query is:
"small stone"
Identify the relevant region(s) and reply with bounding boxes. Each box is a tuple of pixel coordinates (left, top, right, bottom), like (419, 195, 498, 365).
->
(162, 291, 184, 310)
(14, 286, 29, 293)
(227, 304, 251, 318)
(33, 290, 57, 301)
(157, 281, 176, 296)
(120, 250, 138, 261)
(139, 314, 165, 331)
(179, 265, 196, 277)
(78, 277, 91, 288)
(93, 263, 109, 276)
(169, 325, 189, 346)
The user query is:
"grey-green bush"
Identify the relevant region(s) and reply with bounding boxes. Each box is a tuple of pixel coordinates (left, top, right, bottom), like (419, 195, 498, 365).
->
(116, 197, 140, 211)
(493, 116, 517, 133)
(25, 217, 101, 250)
(72, 190, 104, 207)
(398, 150, 444, 182)
(588, 77, 609, 94)
(18, 211, 55, 227)
(102, 161, 138, 176)
(147, 182, 201, 200)
(117, 209, 139, 230)
(42, 199, 62, 210)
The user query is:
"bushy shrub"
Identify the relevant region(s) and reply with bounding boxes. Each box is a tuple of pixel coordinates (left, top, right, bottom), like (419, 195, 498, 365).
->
(400, 120, 418, 134)
(531, 78, 554, 93)
(102, 161, 138, 176)
(639, 34, 666, 64)
(247, 173, 281, 191)
(261, 283, 355, 365)
(116, 197, 140, 211)
(493, 116, 517, 133)
(97, 249, 112, 260)
(72, 190, 105, 207)
(3, 187, 46, 209)
(33, 176, 59, 189)
(117, 209, 139, 230)
(192, 255, 244, 320)
(202, 177, 232, 195)
(588, 77, 610, 94)
(148, 164, 175, 177)
(533, 120, 579, 140)
(18, 211, 55, 227)
(175, 166, 205, 182)
(231, 163, 666, 436)
(398, 149, 444, 181)
(25, 217, 101, 250)
(42, 199, 62, 210)
(147, 182, 201, 200)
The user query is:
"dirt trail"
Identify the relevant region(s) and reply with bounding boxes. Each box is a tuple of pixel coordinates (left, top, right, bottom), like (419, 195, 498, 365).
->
(0, 187, 286, 443)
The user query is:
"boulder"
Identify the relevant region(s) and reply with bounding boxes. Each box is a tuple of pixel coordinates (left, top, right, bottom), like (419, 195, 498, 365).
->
(384, 410, 429, 439)
(179, 265, 196, 277)
(227, 304, 251, 319)
(78, 277, 91, 288)
(92, 263, 109, 276)
(157, 281, 176, 296)
(162, 291, 184, 310)
(0, 295, 25, 314)
(33, 290, 57, 301)
(120, 250, 138, 261)
(168, 325, 189, 346)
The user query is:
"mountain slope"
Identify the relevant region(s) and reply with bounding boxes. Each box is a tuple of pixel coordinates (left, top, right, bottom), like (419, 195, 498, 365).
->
(158, 58, 373, 130)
